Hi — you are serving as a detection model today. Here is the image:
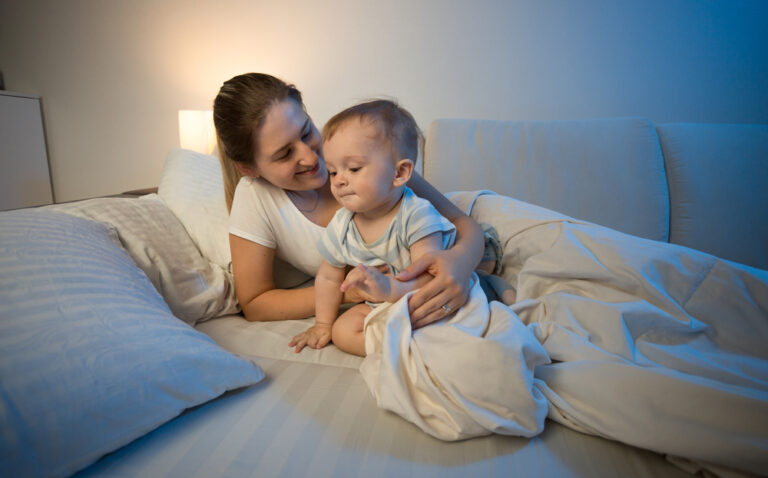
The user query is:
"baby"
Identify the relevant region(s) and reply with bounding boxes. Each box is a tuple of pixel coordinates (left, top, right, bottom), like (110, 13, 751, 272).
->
(289, 99, 456, 356)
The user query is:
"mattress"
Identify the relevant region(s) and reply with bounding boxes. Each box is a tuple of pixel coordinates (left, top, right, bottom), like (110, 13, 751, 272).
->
(76, 315, 689, 477)
(7, 150, 764, 478)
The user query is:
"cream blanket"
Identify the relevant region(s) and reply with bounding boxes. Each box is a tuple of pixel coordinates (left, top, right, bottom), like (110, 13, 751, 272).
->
(360, 191, 768, 476)
(361, 277, 550, 441)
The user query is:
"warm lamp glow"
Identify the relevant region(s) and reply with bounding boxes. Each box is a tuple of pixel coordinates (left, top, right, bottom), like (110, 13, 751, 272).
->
(178, 110, 217, 155)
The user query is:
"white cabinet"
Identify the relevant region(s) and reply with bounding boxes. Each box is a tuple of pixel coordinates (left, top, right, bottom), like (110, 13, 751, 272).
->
(1, 91, 54, 210)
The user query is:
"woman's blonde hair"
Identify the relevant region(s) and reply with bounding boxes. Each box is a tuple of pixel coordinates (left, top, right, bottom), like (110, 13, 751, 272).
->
(213, 73, 303, 211)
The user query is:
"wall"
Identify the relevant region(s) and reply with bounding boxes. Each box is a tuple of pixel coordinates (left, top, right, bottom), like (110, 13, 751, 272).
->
(1, 0, 766, 202)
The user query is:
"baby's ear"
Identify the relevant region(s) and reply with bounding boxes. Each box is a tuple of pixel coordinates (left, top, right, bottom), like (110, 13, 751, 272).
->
(393, 159, 414, 186)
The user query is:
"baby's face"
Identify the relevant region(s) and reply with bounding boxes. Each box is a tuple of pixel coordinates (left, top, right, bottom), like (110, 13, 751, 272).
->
(323, 120, 398, 214)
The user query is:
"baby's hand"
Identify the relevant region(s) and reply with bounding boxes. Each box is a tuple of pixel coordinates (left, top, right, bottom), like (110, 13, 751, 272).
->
(340, 264, 393, 303)
(289, 323, 332, 353)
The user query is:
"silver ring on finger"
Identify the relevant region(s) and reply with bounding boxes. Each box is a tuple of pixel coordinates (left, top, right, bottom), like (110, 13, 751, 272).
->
(441, 304, 452, 314)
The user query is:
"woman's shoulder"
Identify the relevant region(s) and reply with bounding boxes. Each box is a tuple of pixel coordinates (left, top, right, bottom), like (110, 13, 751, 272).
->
(233, 176, 287, 204)
(230, 177, 291, 226)
(235, 176, 280, 194)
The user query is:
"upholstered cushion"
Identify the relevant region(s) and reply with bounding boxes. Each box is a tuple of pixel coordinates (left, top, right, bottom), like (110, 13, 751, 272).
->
(658, 123, 768, 270)
(423, 117, 669, 242)
(0, 210, 263, 478)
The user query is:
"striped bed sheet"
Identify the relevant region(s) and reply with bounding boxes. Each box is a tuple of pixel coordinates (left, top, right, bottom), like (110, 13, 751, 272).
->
(76, 344, 688, 477)
(8, 154, 752, 477)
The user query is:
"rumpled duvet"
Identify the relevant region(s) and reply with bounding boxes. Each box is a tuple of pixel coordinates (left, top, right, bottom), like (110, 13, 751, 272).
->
(359, 191, 768, 476)
(361, 277, 550, 440)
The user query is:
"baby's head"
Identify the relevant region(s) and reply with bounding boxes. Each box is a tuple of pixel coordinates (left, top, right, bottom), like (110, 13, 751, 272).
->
(322, 100, 422, 213)
(323, 99, 422, 165)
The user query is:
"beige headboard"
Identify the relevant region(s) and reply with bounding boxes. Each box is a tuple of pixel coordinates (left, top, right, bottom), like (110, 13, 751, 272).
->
(422, 117, 669, 242)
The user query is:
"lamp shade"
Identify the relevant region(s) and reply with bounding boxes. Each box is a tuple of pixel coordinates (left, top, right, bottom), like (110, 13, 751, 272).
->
(178, 110, 217, 154)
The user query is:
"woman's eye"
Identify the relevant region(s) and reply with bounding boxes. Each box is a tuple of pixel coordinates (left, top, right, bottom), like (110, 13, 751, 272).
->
(278, 148, 292, 160)
(350, 167, 361, 173)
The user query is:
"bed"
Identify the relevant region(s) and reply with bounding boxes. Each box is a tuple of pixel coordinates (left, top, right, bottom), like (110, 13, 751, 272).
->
(2, 117, 767, 478)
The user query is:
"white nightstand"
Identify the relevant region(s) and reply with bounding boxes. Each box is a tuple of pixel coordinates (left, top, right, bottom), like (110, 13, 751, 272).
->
(0, 91, 54, 211)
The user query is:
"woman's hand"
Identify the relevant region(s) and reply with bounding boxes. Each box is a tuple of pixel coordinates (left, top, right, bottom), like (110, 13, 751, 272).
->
(341, 264, 393, 303)
(395, 248, 473, 329)
(288, 323, 332, 353)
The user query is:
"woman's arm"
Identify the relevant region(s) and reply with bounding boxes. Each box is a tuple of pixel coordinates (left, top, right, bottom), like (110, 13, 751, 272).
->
(231, 234, 366, 322)
(230, 234, 317, 321)
(402, 172, 484, 327)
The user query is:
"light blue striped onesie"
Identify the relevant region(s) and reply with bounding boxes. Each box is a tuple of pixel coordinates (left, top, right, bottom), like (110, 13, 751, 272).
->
(317, 187, 456, 276)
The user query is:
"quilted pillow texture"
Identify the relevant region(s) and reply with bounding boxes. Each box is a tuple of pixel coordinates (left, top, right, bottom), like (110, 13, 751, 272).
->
(49, 194, 239, 324)
(0, 210, 264, 478)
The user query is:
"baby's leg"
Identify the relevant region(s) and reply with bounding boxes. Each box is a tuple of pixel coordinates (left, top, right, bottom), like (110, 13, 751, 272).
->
(332, 303, 371, 357)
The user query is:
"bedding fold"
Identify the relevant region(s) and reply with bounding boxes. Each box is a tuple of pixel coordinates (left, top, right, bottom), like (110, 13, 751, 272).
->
(462, 191, 768, 475)
(360, 278, 550, 441)
(361, 190, 767, 475)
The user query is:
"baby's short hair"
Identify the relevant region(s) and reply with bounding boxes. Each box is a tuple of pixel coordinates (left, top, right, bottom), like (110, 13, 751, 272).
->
(323, 99, 423, 162)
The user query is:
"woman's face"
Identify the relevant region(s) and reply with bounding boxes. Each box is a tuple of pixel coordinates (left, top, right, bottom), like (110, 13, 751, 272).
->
(250, 99, 327, 191)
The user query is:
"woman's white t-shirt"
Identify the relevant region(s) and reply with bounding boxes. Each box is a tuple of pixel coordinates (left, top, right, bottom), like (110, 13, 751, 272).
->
(229, 177, 326, 280)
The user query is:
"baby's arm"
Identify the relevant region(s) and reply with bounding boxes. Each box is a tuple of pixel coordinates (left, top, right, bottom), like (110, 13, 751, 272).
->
(341, 232, 444, 303)
(289, 260, 346, 353)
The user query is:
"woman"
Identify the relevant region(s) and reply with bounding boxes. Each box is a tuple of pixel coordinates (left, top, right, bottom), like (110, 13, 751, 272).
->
(213, 73, 484, 330)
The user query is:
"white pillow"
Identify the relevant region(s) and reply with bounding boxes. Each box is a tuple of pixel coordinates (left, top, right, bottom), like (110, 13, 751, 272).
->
(158, 148, 231, 269)
(0, 209, 263, 478)
(49, 194, 239, 324)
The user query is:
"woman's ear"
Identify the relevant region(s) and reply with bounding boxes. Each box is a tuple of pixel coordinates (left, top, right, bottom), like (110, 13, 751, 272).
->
(234, 161, 259, 178)
(393, 159, 414, 187)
